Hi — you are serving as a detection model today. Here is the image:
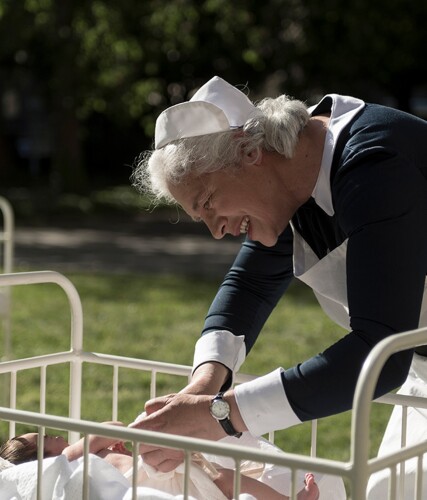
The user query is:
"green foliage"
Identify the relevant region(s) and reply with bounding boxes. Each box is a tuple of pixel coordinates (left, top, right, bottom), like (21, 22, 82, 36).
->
(1, 0, 425, 191)
(299, 0, 427, 109)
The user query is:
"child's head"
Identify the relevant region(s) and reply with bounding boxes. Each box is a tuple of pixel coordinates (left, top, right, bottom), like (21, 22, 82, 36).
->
(0, 433, 69, 465)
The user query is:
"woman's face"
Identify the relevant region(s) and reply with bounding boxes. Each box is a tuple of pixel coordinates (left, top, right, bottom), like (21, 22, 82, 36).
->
(20, 433, 69, 457)
(168, 157, 293, 247)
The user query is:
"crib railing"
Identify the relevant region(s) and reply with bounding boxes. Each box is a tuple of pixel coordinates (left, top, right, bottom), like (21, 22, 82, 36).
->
(0, 406, 347, 500)
(0, 197, 14, 362)
(352, 326, 427, 500)
(0, 271, 84, 442)
(0, 271, 305, 444)
(1, 271, 427, 499)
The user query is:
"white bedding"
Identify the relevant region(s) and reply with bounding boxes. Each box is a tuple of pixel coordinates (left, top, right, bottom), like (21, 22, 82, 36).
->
(207, 433, 347, 499)
(0, 433, 347, 499)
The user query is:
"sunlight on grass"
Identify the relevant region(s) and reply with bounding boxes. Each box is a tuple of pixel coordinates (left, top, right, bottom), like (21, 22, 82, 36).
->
(0, 272, 391, 463)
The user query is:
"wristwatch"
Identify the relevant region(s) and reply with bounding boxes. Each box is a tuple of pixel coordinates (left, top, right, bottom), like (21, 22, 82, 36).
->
(209, 392, 242, 438)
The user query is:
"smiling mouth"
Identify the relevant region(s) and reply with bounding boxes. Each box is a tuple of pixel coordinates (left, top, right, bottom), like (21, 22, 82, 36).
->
(240, 217, 250, 234)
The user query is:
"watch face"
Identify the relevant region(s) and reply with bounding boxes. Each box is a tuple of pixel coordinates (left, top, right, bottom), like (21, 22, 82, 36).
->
(210, 399, 230, 420)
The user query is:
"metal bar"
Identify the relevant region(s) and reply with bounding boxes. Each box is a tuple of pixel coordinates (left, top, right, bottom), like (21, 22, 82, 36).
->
(40, 365, 47, 414)
(398, 406, 408, 499)
(0, 271, 84, 353)
(311, 420, 318, 457)
(183, 449, 191, 499)
(351, 326, 427, 499)
(0, 196, 14, 274)
(0, 196, 14, 363)
(233, 458, 241, 499)
(0, 351, 75, 373)
(8, 370, 16, 438)
(389, 465, 397, 500)
(150, 370, 157, 399)
(82, 435, 90, 500)
(112, 365, 119, 421)
(415, 454, 423, 500)
(290, 467, 297, 499)
(132, 441, 138, 500)
(36, 426, 45, 500)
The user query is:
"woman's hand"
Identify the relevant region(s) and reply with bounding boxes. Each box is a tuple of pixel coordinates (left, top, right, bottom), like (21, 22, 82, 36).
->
(130, 393, 226, 472)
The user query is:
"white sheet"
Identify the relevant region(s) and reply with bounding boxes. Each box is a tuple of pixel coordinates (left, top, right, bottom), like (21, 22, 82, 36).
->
(124, 457, 227, 499)
(208, 433, 347, 499)
(0, 454, 249, 500)
(0, 454, 131, 500)
(0, 433, 347, 499)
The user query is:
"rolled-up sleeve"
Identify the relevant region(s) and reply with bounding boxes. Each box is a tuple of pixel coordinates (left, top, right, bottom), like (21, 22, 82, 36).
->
(192, 330, 246, 374)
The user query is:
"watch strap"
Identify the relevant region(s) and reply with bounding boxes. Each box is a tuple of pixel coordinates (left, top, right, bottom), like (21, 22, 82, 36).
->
(218, 416, 242, 438)
(212, 392, 242, 438)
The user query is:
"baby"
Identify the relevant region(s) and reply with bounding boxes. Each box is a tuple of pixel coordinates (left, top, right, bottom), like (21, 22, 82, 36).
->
(0, 423, 319, 499)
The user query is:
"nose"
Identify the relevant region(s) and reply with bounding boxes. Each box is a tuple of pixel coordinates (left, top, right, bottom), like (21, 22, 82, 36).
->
(205, 215, 227, 239)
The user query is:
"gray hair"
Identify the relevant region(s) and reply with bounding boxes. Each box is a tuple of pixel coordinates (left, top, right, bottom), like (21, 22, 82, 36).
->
(131, 94, 310, 204)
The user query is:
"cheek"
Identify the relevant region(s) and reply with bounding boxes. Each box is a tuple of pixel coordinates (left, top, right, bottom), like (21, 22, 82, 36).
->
(56, 441, 68, 454)
(47, 438, 67, 455)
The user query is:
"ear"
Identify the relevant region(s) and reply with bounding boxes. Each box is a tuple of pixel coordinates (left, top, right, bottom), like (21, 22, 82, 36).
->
(242, 147, 263, 167)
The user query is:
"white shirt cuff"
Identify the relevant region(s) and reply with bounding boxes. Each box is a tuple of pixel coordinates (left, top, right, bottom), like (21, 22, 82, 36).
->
(192, 330, 246, 389)
(234, 368, 301, 436)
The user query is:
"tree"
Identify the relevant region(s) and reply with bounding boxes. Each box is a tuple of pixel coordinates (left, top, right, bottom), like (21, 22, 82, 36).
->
(0, 0, 425, 192)
(297, 0, 427, 112)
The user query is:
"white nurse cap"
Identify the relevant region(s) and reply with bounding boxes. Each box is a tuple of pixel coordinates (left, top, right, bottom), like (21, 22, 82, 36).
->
(154, 76, 260, 149)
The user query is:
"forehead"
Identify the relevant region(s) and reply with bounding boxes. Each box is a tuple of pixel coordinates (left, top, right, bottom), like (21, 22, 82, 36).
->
(19, 433, 38, 444)
(168, 174, 210, 214)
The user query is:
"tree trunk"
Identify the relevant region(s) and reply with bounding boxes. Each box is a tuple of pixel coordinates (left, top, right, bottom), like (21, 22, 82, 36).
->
(51, 101, 87, 193)
(49, 0, 88, 194)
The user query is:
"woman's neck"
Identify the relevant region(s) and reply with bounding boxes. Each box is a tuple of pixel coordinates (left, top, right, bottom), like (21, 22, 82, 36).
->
(287, 115, 329, 205)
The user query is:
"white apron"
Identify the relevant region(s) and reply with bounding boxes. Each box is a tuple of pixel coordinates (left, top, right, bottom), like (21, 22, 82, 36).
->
(292, 208, 427, 500)
(299, 93, 427, 497)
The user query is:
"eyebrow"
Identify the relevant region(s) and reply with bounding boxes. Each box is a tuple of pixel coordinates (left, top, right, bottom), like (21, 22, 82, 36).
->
(192, 198, 199, 212)
(190, 181, 210, 222)
(192, 187, 206, 214)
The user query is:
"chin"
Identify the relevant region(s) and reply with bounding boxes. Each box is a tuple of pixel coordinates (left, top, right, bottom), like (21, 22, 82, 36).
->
(251, 235, 278, 247)
(248, 224, 279, 247)
(262, 240, 278, 247)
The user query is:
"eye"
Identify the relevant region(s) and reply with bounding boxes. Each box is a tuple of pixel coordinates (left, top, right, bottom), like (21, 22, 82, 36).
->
(203, 195, 212, 210)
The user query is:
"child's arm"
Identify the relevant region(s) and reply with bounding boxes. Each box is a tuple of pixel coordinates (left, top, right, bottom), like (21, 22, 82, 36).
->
(214, 469, 318, 500)
(62, 422, 126, 461)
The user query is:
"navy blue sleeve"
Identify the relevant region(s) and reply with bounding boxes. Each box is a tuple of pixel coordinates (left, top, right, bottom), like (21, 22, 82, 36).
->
(201, 104, 427, 424)
(202, 225, 294, 354)
(283, 149, 427, 420)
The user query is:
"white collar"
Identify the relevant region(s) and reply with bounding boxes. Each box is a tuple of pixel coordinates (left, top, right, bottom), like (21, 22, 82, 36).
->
(309, 94, 365, 215)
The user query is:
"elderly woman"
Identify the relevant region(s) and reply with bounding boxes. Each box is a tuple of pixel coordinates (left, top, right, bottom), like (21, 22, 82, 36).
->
(131, 76, 427, 481)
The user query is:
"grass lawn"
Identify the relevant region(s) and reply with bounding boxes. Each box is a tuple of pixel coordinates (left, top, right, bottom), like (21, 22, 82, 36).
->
(0, 271, 392, 464)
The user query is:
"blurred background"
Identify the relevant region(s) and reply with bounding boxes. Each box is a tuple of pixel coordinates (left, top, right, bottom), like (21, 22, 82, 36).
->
(0, 0, 426, 214)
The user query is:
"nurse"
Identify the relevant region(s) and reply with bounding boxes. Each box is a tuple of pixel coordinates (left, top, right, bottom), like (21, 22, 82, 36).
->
(131, 76, 427, 478)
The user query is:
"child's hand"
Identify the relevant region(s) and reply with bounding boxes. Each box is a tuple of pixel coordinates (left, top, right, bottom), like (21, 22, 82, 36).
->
(101, 421, 126, 427)
(108, 441, 132, 456)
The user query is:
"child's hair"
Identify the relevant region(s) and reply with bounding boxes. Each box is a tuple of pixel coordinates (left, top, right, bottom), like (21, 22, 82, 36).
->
(0, 436, 42, 465)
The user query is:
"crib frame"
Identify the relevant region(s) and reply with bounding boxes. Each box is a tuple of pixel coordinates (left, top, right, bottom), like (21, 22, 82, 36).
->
(1, 270, 427, 499)
(0, 196, 14, 361)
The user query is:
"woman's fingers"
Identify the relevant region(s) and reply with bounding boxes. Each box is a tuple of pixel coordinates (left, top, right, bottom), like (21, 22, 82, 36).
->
(139, 445, 184, 472)
(144, 394, 177, 415)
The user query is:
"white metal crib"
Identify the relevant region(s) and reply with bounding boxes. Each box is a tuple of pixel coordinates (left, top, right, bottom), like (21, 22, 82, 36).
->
(0, 270, 427, 499)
